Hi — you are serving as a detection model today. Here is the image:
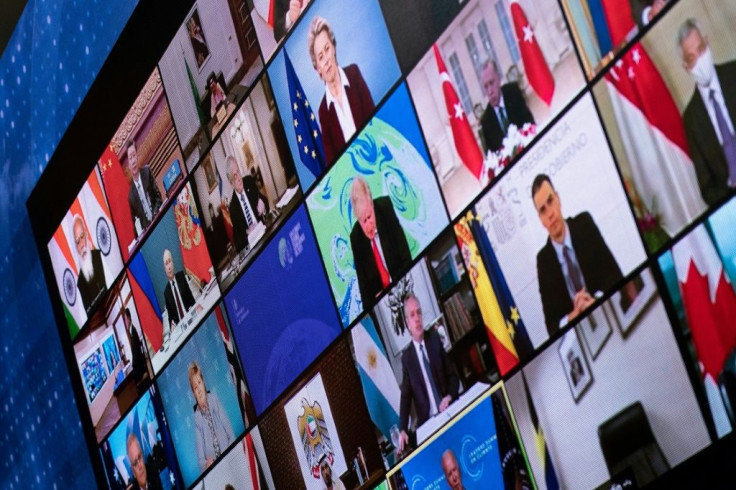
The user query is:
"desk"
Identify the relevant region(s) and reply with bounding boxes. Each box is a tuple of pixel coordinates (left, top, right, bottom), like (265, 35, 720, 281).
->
(151, 279, 221, 373)
(416, 382, 491, 444)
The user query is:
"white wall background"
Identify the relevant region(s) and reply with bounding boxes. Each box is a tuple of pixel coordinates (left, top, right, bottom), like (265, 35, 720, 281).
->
(475, 94, 647, 347)
(505, 295, 711, 489)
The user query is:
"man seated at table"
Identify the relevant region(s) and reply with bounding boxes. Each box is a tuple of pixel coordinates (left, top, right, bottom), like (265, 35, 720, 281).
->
(227, 156, 269, 254)
(162, 248, 195, 331)
(398, 294, 458, 452)
(532, 174, 622, 335)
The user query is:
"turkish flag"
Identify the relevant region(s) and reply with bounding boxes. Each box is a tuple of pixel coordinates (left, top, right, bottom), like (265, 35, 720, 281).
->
(510, 0, 555, 106)
(672, 225, 736, 379)
(99, 145, 135, 261)
(433, 44, 484, 179)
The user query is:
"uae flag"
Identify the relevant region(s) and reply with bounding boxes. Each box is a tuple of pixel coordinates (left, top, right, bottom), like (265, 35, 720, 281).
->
(48, 214, 87, 338)
(603, 42, 706, 236)
(455, 213, 520, 375)
(100, 145, 136, 260)
(432, 44, 484, 180)
(672, 225, 736, 436)
(175, 185, 212, 285)
(510, 0, 555, 106)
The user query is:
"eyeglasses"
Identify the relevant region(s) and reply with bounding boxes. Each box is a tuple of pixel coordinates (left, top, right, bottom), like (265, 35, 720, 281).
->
(74, 230, 86, 246)
(130, 452, 144, 468)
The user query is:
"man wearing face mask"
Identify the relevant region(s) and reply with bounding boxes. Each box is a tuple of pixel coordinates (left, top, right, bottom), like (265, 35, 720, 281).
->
(679, 18, 736, 205)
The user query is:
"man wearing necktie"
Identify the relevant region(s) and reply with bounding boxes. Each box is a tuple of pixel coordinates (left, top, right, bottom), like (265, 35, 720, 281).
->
(349, 176, 412, 306)
(126, 140, 162, 237)
(680, 18, 736, 205)
(479, 59, 535, 154)
(226, 156, 269, 254)
(532, 174, 623, 336)
(162, 248, 195, 332)
(397, 294, 458, 453)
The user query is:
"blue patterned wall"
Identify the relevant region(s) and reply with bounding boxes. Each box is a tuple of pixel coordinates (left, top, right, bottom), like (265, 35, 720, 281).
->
(0, 1, 138, 487)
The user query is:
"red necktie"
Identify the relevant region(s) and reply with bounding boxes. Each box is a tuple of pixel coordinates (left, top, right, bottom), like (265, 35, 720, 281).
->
(371, 239, 390, 288)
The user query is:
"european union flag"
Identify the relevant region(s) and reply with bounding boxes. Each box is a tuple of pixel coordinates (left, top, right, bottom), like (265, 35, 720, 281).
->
(471, 215, 534, 361)
(284, 50, 326, 178)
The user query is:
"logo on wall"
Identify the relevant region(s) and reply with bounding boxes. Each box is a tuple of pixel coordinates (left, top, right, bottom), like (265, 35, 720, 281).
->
(279, 237, 294, 270)
(63, 268, 77, 306)
(297, 398, 335, 479)
(96, 217, 112, 256)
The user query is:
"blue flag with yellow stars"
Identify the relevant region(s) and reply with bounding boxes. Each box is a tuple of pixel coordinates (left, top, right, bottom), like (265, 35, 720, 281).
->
(284, 50, 326, 178)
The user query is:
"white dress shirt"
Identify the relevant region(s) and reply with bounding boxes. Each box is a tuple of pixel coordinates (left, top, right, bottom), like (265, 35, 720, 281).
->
(411, 338, 438, 417)
(324, 66, 356, 143)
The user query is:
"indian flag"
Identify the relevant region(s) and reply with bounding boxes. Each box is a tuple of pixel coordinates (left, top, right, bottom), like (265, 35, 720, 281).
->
(78, 168, 124, 285)
(47, 212, 87, 338)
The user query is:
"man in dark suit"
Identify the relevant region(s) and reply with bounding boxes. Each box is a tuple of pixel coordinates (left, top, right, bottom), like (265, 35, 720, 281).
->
(479, 59, 535, 154)
(124, 308, 147, 385)
(349, 176, 411, 304)
(532, 174, 622, 335)
(398, 294, 458, 452)
(127, 433, 163, 490)
(73, 215, 106, 314)
(226, 156, 269, 254)
(127, 141, 162, 237)
(309, 16, 375, 165)
(162, 248, 195, 330)
(273, 0, 309, 42)
(679, 18, 736, 205)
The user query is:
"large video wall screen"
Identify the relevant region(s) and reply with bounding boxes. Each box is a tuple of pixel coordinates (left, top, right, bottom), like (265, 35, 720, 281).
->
(30, 0, 736, 488)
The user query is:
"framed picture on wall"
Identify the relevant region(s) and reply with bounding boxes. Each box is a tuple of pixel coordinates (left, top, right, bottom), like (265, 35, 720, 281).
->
(610, 269, 656, 337)
(187, 9, 210, 69)
(577, 305, 611, 360)
(202, 153, 217, 193)
(558, 328, 592, 402)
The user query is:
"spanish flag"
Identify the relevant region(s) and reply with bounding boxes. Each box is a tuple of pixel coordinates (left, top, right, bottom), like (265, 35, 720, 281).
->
(455, 211, 520, 375)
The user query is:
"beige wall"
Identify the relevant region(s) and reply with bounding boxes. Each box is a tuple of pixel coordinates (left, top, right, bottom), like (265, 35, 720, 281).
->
(642, 0, 736, 111)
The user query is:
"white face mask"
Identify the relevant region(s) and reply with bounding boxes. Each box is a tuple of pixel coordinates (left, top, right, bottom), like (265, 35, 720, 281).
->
(690, 46, 716, 87)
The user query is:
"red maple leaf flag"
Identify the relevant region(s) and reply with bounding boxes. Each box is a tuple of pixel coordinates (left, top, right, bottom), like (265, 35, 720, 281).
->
(672, 225, 736, 380)
(510, 0, 555, 106)
(433, 44, 484, 180)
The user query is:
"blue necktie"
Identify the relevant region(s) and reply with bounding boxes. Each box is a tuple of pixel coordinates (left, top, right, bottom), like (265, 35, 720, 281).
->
(563, 245, 584, 294)
(420, 344, 441, 410)
(710, 89, 736, 184)
(240, 192, 253, 227)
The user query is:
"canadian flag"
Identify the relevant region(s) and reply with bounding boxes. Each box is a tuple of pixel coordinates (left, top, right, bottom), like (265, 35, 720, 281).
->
(510, 0, 555, 106)
(672, 225, 736, 379)
(603, 43, 706, 236)
(672, 225, 736, 436)
(433, 44, 484, 180)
